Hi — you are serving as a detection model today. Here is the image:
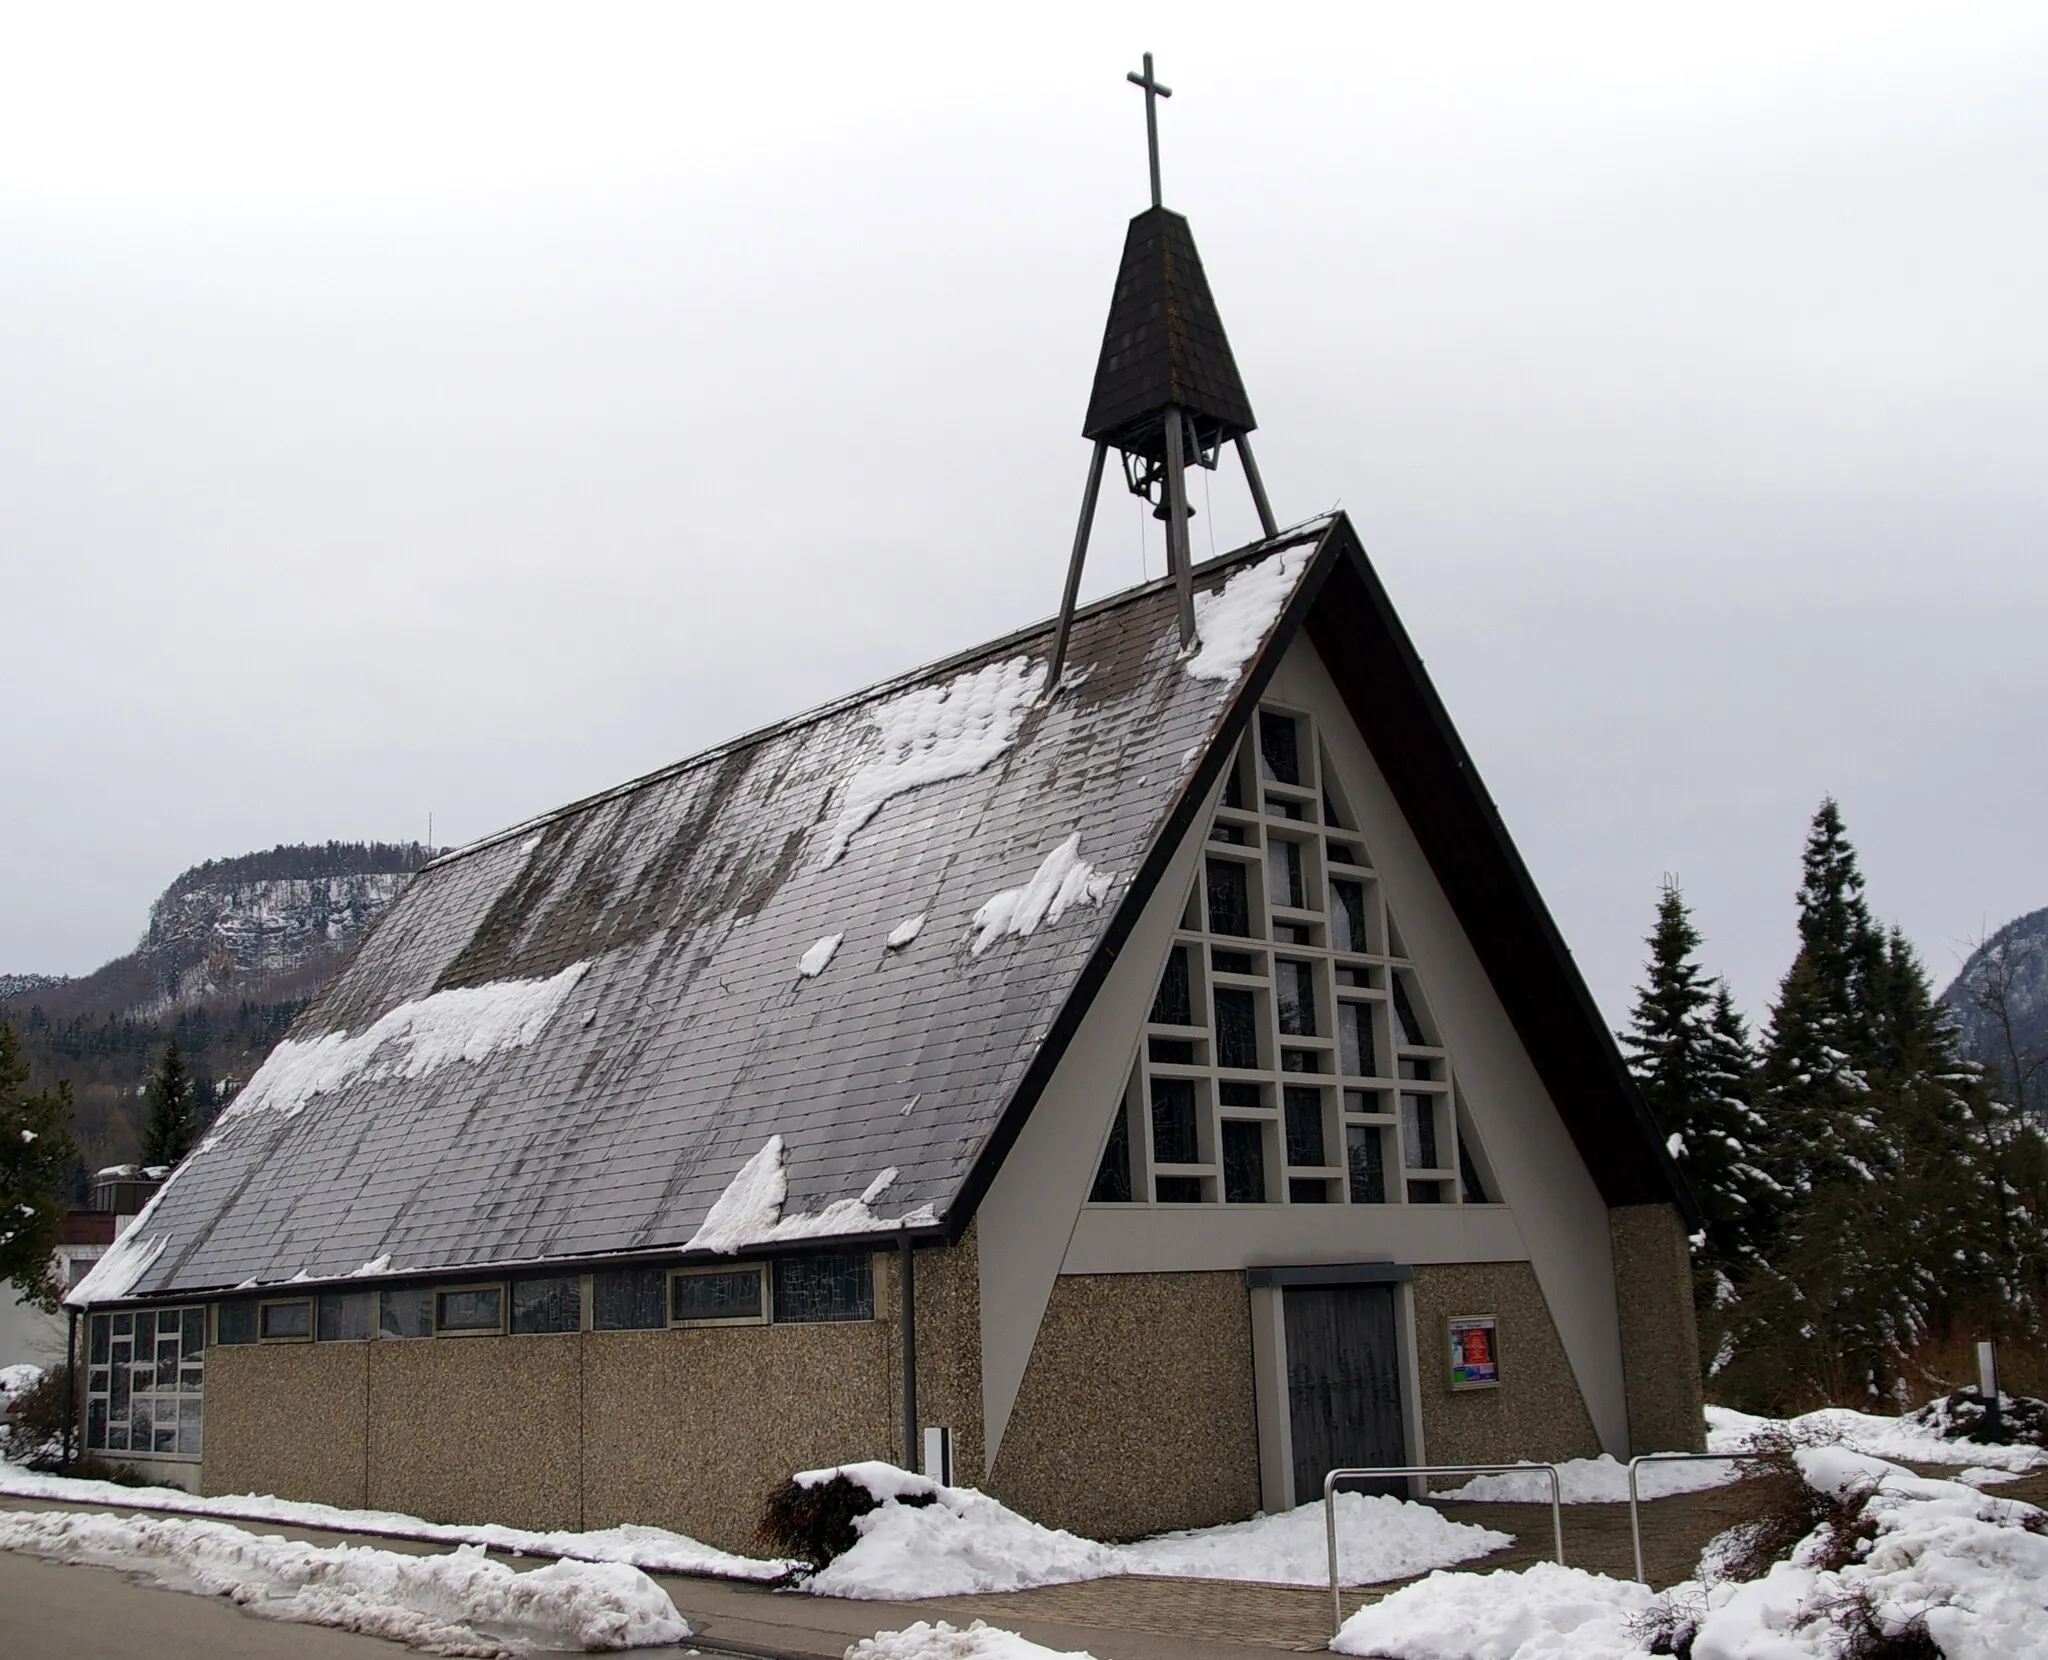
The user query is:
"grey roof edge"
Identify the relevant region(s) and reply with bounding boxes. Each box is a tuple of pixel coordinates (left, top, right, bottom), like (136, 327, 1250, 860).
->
(943, 517, 1347, 1242)
(86, 1227, 957, 1310)
(424, 513, 1342, 879)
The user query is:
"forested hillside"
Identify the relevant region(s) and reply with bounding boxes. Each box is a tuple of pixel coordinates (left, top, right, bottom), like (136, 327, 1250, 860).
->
(0, 841, 434, 1186)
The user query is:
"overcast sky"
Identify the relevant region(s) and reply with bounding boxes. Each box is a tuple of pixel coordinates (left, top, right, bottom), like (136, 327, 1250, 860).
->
(3, 1, 2044, 1028)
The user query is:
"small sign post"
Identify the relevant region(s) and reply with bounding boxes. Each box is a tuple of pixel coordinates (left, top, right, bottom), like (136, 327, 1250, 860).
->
(922, 1425, 953, 1485)
(1978, 1340, 2001, 1438)
(1448, 1315, 1500, 1390)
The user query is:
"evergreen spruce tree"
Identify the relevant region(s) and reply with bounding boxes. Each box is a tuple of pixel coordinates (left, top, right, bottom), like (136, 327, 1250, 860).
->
(141, 1038, 199, 1168)
(1620, 881, 1771, 1274)
(0, 1020, 78, 1309)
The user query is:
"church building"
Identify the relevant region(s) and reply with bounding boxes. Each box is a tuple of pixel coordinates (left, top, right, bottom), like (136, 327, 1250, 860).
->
(70, 62, 1702, 1552)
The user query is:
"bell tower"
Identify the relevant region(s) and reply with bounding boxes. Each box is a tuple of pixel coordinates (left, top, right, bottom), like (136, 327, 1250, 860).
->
(1048, 54, 1280, 687)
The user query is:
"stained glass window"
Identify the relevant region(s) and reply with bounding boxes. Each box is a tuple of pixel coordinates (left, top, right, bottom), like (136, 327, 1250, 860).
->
(773, 1252, 873, 1323)
(1339, 1002, 1377, 1079)
(1393, 975, 1429, 1046)
(1154, 1175, 1204, 1202)
(1259, 711, 1300, 784)
(317, 1291, 373, 1342)
(1214, 988, 1258, 1070)
(1285, 1086, 1326, 1166)
(259, 1301, 311, 1341)
(670, 1269, 762, 1324)
(435, 1287, 503, 1334)
(1347, 1124, 1388, 1203)
(1268, 839, 1305, 909)
(380, 1286, 435, 1339)
(1277, 960, 1316, 1036)
(84, 1305, 206, 1458)
(592, 1268, 665, 1331)
(1206, 858, 1251, 937)
(1151, 945, 1193, 1026)
(1150, 1077, 1200, 1165)
(1330, 880, 1368, 953)
(1403, 1094, 1440, 1170)
(1090, 1101, 1133, 1202)
(511, 1275, 583, 1334)
(1222, 1121, 1267, 1203)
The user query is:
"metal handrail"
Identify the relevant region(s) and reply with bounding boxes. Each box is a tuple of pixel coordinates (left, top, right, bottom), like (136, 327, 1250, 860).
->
(1626, 1452, 1750, 1584)
(1322, 1463, 1564, 1639)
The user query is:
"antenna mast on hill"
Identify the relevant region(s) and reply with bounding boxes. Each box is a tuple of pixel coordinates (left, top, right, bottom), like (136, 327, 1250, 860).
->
(1046, 53, 1280, 690)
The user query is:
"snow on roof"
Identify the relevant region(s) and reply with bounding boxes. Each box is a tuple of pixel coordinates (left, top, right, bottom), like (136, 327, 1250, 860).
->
(99, 529, 1332, 1301)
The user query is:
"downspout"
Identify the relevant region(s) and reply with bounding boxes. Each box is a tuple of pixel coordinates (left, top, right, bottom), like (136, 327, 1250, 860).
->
(899, 1228, 917, 1472)
(63, 1307, 78, 1470)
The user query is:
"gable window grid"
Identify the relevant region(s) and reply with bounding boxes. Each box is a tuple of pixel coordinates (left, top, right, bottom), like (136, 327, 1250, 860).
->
(83, 1305, 207, 1458)
(1114, 702, 1490, 1209)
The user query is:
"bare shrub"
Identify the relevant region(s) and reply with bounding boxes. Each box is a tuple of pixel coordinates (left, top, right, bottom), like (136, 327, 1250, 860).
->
(757, 1472, 934, 1571)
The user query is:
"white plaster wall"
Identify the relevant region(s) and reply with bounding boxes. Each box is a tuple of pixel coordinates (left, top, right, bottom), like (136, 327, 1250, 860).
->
(973, 779, 1218, 1473)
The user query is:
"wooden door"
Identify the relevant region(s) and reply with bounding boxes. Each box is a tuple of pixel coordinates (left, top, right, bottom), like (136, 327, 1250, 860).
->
(1284, 1283, 1406, 1505)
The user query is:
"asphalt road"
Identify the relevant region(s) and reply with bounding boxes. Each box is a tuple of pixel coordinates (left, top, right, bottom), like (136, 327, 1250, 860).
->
(0, 1547, 406, 1659)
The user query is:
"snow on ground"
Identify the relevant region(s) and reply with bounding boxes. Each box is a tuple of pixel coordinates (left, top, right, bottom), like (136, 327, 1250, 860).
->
(1337, 1449, 2048, 1660)
(968, 834, 1112, 956)
(204, 961, 592, 1134)
(798, 933, 844, 978)
(1, 1362, 42, 1395)
(820, 655, 1046, 868)
(1707, 1402, 2048, 1474)
(849, 1620, 1099, 1660)
(0, 1465, 786, 1580)
(1439, 1402, 2048, 1503)
(1438, 1453, 1741, 1505)
(684, 1137, 933, 1253)
(798, 1464, 1510, 1598)
(1335, 1561, 1653, 1660)
(1183, 544, 1314, 682)
(0, 1507, 689, 1657)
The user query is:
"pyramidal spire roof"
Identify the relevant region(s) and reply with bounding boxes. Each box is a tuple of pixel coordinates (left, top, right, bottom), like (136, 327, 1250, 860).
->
(1082, 205, 1258, 462)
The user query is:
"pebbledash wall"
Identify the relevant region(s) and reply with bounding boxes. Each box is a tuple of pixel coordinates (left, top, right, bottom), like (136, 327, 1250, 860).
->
(201, 1242, 983, 1553)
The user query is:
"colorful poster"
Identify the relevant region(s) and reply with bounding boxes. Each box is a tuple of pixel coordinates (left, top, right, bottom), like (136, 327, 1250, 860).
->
(1448, 1315, 1499, 1389)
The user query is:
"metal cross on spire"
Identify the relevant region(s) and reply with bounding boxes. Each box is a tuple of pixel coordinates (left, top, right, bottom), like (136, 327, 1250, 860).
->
(1127, 52, 1172, 209)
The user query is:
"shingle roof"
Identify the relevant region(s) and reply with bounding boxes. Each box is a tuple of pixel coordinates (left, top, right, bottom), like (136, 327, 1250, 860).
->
(109, 523, 1338, 1300)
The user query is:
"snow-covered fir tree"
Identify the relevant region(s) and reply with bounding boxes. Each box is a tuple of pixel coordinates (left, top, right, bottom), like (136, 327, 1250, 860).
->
(1620, 881, 1772, 1282)
(1719, 801, 2048, 1410)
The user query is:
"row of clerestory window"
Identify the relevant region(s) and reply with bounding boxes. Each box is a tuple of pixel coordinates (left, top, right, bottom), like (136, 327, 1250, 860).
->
(210, 1250, 875, 1345)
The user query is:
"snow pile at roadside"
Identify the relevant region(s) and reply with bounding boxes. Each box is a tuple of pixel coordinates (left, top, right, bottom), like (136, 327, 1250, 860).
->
(1183, 543, 1314, 682)
(850, 1620, 1099, 1660)
(0, 1464, 786, 1579)
(968, 834, 1112, 956)
(685, 1137, 933, 1254)
(1439, 1452, 1741, 1504)
(213, 960, 592, 1129)
(1121, 1491, 1512, 1585)
(0, 1508, 689, 1656)
(1335, 1561, 1652, 1660)
(797, 1463, 1510, 1598)
(1708, 1402, 2048, 1474)
(820, 655, 1045, 867)
(1337, 1449, 2048, 1660)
